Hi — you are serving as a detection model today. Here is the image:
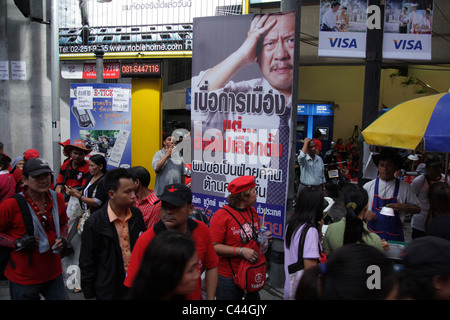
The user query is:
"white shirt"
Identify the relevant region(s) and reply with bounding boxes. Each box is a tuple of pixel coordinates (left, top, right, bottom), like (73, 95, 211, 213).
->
(410, 174, 447, 231)
(322, 9, 338, 30)
(363, 178, 420, 222)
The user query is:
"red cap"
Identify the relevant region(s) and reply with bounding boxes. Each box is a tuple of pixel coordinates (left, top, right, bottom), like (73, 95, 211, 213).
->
(23, 149, 40, 160)
(59, 139, 71, 147)
(227, 176, 256, 195)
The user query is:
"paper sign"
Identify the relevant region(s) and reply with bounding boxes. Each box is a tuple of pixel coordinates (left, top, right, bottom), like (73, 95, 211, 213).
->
(112, 88, 130, 112)
(0, 61, 9, 80)
(107, 129, 131, 168)
(11, 61, 26, 80)
(76, 86, 94, 109)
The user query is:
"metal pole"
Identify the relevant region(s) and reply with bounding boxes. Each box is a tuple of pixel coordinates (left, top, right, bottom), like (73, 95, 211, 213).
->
(267, 0, 302, 290)
(51, 0, 61, 178)
(281, 0, 302, 218)
(95, 49, 104, 83)
(358, 0, 384, 187)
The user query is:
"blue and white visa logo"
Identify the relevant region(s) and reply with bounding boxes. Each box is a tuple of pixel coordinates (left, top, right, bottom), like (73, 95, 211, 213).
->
(328, 38, 357, 48)
(393, 40, 423, 50)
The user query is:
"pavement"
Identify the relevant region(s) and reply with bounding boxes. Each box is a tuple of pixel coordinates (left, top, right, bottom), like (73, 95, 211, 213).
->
(0, 183, 412, 301)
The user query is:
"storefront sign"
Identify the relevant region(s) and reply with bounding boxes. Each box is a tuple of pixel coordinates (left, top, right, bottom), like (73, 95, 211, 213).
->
(62, 62, 120, 79)
(58, 0, 245, 58)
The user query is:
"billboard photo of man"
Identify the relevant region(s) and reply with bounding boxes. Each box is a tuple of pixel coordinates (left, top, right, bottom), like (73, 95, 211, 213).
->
(191, 12, 297, 238)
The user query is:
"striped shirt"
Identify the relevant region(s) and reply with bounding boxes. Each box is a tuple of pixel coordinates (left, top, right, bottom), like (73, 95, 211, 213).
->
(134, 189, 161, 229)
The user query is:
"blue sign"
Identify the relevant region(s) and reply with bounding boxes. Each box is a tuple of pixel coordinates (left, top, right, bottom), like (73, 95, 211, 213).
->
(298, 104, 333, 116)
(70, 83, 132, 170)
(186, 87, 191, 110)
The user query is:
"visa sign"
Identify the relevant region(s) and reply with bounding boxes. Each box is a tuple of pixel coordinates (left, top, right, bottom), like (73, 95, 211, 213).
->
(393, 40, 423, 50)
(328, 38, 357, 48)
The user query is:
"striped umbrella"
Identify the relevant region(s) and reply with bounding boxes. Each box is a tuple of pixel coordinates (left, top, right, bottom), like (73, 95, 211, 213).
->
(362, 92, 450, 153)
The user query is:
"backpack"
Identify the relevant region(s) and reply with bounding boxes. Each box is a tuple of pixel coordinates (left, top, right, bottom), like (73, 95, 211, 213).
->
(0, 194, 34, 280)
(224, 207, 267, 298)
(230, 239, 267, 296)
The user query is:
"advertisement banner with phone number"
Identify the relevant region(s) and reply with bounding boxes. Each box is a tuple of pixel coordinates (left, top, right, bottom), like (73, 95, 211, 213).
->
(70, 83, 132, 170)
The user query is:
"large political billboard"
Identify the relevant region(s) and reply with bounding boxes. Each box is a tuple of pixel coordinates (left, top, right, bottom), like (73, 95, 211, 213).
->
(190, 12, 297, 239)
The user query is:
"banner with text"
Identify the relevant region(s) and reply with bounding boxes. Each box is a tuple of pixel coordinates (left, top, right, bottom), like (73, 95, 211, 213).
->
(70, 83, 132, 170)
(319, 0, 368, 58)
(191, 13, 297, 239)
(59, 0, 245, 57)
(382, 0, 433, 60)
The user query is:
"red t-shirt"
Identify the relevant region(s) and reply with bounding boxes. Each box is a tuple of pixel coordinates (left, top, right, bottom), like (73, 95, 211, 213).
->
(0, 190, 68, 285)
(209, 205, 260, 278)
(56, 158, 90, 188)
(313, 138, 322, 152)
(124, 219, 218, 300)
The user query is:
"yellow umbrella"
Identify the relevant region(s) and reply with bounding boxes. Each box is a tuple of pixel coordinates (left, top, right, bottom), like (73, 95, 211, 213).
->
(362, 93, 450, 152)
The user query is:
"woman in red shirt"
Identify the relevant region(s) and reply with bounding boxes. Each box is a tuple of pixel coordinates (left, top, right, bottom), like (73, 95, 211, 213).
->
(209, 175, 269, 300)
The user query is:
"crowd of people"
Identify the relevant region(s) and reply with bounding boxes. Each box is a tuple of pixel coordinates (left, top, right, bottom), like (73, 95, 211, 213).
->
(0, 137, 449, 300)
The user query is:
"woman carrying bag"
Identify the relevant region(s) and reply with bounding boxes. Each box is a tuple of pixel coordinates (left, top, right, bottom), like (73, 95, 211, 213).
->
(62, 154, 107, 293)
(65, 154, 108, 234)
(284, 187, 325, 300)
(210, 175, 271, 300)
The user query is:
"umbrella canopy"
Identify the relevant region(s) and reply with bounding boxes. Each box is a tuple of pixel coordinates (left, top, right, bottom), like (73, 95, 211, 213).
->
(362, 93, 450, 153)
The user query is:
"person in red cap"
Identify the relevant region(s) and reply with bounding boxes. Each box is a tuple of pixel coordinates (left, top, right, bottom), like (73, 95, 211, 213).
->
(23, 149, 40, 161)
(124, 183, 219, 300)
(11, 148, 41, 195)
(55, 139, 91, 202)
(59, 139, 71, 158)
(0, 158, 69, 300)
(209, 175, 271, 300)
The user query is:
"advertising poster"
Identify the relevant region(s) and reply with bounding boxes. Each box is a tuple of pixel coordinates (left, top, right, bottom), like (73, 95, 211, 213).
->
(383, 0, 433, 60)
(191, 12, 297, 239)
(70, 83, 132, 170)
(58, 0, 245, 57)
(318, 0, 368, 58)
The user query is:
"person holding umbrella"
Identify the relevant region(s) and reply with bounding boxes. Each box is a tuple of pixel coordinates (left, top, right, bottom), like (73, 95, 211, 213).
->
(363, 148, 421, 242)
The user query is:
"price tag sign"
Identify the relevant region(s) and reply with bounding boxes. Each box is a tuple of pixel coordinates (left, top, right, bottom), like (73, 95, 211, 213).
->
(112, 88, 130, 112)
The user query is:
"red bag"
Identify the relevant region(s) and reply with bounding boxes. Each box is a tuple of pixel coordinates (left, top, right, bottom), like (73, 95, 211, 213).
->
(230, 240, 267, 295)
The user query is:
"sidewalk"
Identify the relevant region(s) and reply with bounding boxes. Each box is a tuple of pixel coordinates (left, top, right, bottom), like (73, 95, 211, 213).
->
(0, 279, 283, 301)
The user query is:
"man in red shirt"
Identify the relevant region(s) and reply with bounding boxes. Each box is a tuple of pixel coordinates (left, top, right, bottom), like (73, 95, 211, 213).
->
(0, 158, 69, 300)
(129, 166, 161, 229)
(55, 139, 91, 201)
(124, 184, 218, 300)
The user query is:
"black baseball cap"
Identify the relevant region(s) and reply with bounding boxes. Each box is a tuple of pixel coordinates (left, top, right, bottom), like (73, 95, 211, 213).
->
(156, 184, 192, 207)
(23, 158, 53, 177)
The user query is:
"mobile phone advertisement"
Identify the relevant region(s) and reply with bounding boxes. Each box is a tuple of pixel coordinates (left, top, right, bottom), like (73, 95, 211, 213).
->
(69, 83, 132, 170)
